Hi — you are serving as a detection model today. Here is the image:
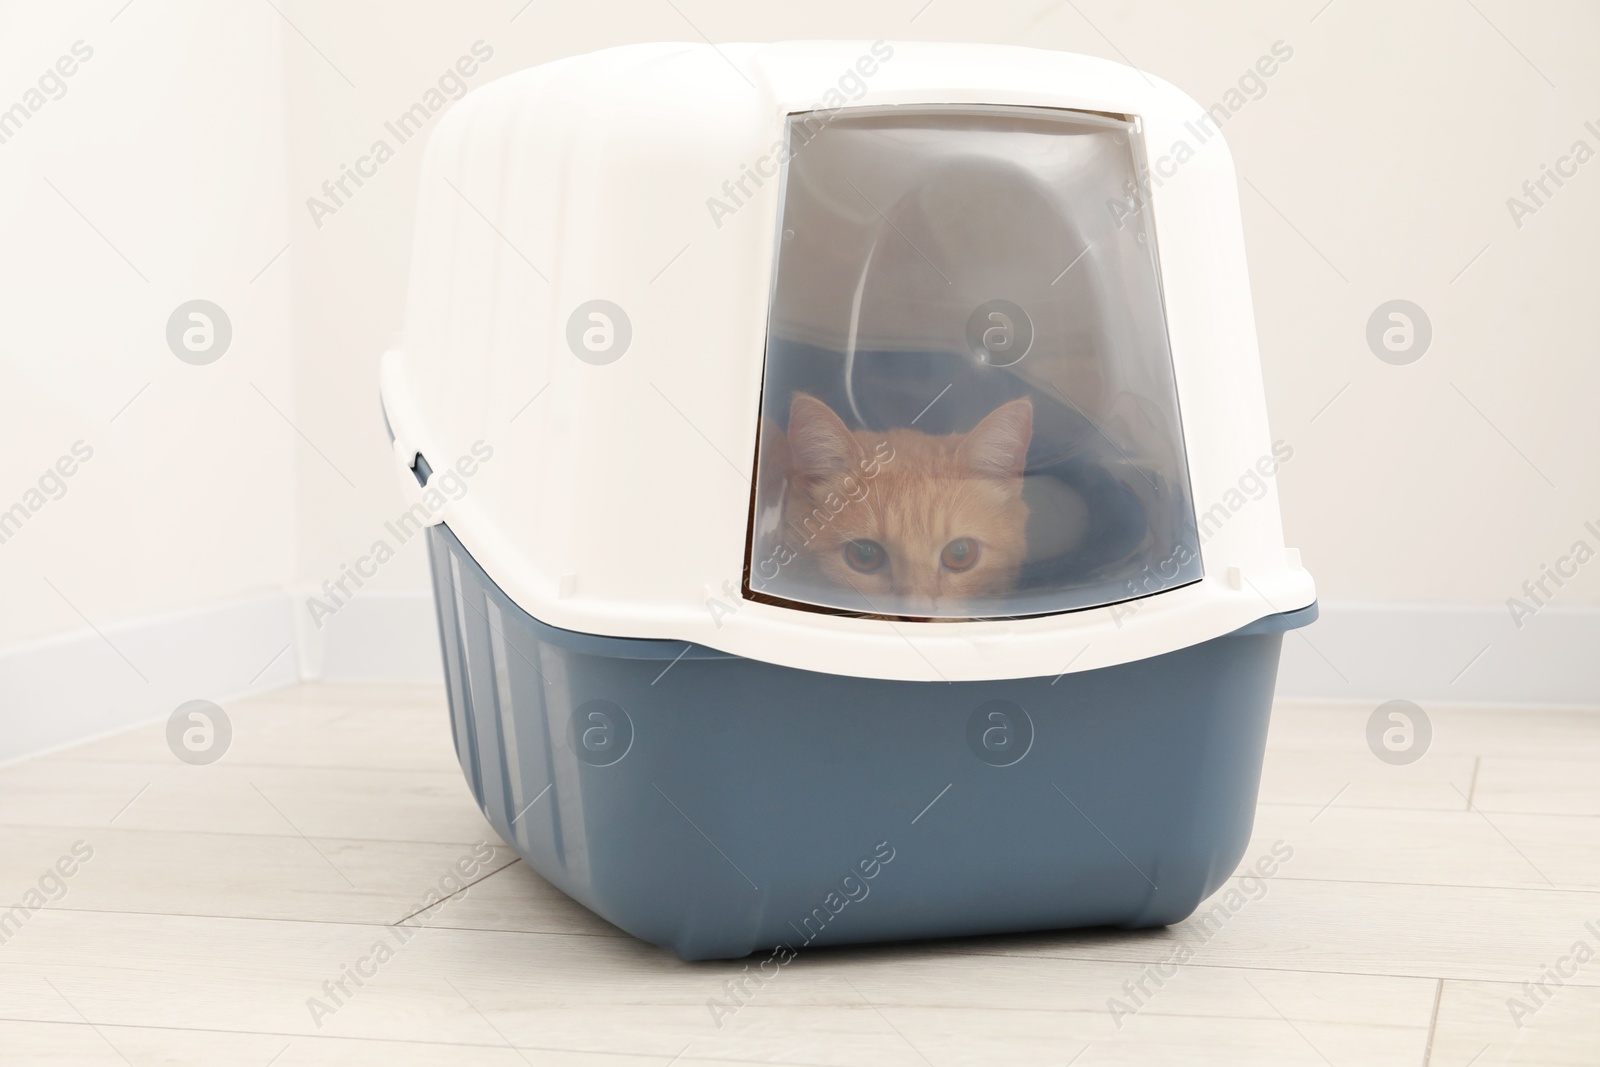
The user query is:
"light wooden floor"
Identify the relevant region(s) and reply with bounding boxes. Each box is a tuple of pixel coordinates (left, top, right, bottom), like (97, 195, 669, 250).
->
(1, 683, 1596, 1066)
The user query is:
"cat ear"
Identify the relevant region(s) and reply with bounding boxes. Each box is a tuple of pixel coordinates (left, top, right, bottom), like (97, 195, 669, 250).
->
(956, 397, 1033, 479)
(787, 394, 862, 474)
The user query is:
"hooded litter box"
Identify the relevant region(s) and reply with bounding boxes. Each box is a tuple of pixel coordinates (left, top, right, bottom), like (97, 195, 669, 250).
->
(379, 41, 1317, 961)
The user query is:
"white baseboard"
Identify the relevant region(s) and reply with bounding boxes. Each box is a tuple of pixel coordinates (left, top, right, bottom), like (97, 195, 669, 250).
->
(1276, 602, 1599, 708)
(309, 588, 444, 682)
(3, 592, 1592, 765)
(0, 590, 302, 766)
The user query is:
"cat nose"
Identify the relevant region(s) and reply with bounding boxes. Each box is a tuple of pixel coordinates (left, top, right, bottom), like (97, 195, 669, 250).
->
(897, 595, 939, 616)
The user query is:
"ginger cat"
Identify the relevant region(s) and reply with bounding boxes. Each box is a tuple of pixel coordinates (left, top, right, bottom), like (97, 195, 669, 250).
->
(782, 393, 1033, 616)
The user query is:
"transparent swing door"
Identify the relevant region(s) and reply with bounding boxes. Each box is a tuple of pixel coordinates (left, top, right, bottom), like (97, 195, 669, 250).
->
(746, 105, 1201, 621)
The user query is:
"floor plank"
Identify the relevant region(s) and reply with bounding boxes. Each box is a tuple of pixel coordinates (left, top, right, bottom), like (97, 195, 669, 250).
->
(1428, 978, 1600, 1066)
(0, 758, 500, 844)
(0, 826, 516, 926)
(1248, 805, 1600, 891)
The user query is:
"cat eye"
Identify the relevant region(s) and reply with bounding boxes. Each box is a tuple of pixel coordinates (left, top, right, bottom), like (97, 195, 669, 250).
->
(843, 540, 887, 573)
(941, 538, 980, 572)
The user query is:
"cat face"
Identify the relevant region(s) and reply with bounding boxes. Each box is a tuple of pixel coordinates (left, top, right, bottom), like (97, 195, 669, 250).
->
(782, 393, 1033, 617)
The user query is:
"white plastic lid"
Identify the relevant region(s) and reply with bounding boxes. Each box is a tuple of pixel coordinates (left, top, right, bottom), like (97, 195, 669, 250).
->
(381, 41, 1317, 682)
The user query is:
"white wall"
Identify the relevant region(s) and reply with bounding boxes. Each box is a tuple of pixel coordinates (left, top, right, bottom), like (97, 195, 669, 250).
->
(0, 0, 298, 756)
